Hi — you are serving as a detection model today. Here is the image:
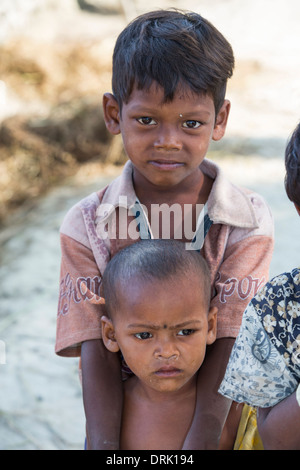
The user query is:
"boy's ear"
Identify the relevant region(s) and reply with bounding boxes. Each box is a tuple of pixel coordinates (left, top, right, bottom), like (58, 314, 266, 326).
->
(103, 93, 121, 135)
(206, 306, 218, 345)
(212, 99, 231, 141)
(101, 315, 120, 353)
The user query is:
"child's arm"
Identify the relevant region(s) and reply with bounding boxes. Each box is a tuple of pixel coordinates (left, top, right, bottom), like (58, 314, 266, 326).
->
(56, 201, 124, 449)
(257, 391, 300, 450)
(81, 339, 123, 450)
(218, 401, 243, 450)
(182, 337, 235, 450)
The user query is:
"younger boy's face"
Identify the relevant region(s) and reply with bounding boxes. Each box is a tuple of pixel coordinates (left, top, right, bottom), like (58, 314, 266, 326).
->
(101, 273, 217, 395)
(103, 83, 230, 195)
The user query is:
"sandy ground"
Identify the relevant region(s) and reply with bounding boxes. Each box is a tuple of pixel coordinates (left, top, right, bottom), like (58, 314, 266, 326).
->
(1, 0, 300, 450)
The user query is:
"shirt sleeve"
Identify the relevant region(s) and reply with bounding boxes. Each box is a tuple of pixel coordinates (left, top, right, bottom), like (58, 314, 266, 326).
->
(55, 233, 106, 357)
(205, 189, 274, 340)
(211, 232, 274, 339)
(219, 272, 300, 407)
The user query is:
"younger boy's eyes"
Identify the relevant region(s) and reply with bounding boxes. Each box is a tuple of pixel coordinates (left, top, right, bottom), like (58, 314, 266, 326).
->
(137, 117, 157, 126)
(134, 332, 153, 340)
(177, 329, 195, 336)
(182, 120, 202, 129)
(134, 329, 195, 340)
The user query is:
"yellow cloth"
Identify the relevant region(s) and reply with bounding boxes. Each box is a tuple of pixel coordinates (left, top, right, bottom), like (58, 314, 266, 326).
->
(234, 404, 264, 450)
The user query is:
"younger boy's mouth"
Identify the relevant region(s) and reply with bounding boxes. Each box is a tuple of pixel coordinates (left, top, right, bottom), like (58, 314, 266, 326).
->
(154, 367, 182, 377)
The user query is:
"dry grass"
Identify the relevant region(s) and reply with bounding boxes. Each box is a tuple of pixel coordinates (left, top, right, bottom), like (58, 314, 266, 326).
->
(0, 39, 127, 225)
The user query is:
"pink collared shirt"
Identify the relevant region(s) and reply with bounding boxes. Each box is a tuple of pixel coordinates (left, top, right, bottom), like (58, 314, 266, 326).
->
(55, 159, 274, 357)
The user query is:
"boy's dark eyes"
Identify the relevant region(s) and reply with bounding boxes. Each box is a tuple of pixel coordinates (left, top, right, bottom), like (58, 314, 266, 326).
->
(136, 117, 202, 129)
(182, 120, 202, 129)
(137, 117, 156, 125)
(134, 329, 195, 340)
(177, 329, 195, 336)
(135, 332, 152, 340)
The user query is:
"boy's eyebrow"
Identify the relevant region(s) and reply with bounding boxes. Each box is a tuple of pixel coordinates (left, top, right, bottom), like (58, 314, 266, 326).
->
(127, 323, 160, 330)
(169, 320, 203, 330)
(128, 104, 213, 117)
(127, 320, 203, 330)
(130, 105, 211, 114)
(128, 105, 159, 114)
(182, 110, 212, 116)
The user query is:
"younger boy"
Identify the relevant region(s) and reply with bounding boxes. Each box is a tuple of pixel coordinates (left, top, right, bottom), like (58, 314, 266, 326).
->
(219, 123, 300, 449)
(101, 239, 241, 450)
(55, 9, 274, 449)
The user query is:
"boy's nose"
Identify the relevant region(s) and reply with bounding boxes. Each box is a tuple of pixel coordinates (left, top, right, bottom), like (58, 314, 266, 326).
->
(154, 125, 182, 151)
(154, 341, 179, 360)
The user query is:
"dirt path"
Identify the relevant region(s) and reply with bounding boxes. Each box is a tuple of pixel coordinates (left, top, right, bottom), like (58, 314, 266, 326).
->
(1, 0, 300, 450)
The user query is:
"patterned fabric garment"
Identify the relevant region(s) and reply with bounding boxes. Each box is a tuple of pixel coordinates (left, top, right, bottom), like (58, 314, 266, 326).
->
(219, 268, 300, 408)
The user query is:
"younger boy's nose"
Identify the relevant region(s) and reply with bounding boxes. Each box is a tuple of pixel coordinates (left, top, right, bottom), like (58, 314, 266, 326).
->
(154, 341, 179, 361)
(155, 351, 179, 361)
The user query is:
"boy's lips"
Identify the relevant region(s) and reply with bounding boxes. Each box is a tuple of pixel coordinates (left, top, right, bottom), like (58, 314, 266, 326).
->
(154, 366, 182, 377)
(149, 159, 184, 170)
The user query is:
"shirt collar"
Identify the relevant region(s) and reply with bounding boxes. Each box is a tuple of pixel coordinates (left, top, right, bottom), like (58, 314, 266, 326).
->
(99, 159, 259, 229)
(100, 160, 136, 210)
(201, 159, 259, 229)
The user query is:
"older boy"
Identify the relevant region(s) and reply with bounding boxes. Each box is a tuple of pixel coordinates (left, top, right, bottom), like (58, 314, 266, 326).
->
(55, 10, 274, 449)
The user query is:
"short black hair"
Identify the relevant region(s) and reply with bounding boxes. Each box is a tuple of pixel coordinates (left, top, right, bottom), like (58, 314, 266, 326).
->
(285, 122, 300, 207)
(112, 9, 234, 114)
(102, 239, 211, 318)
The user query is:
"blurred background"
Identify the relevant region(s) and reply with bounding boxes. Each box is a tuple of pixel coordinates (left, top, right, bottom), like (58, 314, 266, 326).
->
(0, 0, 300, 449)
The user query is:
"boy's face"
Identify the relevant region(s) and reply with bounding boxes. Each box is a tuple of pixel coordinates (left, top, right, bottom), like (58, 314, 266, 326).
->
(103, 83, 230, 194)
(101, 273, 217, 395)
